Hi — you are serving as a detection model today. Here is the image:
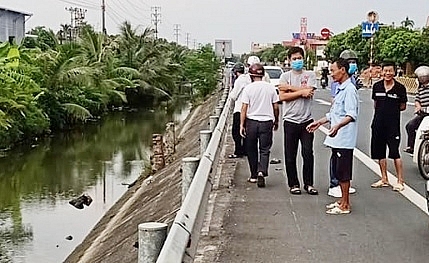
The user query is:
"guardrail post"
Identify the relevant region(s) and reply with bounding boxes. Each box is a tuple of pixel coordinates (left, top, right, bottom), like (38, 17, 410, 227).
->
(138, 222, 168, 263)
(181, 157, 200, 203)
(215, 106, 223, 117)
(209, 116, 219, 132)
(200, 130, 212, 156)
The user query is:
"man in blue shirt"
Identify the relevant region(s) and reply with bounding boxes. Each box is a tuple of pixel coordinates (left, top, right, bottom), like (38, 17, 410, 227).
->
(327, 49, 361, 198)
(307, 58, 359, 215)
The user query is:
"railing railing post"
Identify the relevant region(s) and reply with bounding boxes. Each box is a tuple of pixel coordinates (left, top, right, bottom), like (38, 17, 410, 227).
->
(209, 115, 219, 132)
(138, 222, 168, 263)
(215, 106, 223, 117)
(199, 130, 212, 156)
(181, 157, 200, 203)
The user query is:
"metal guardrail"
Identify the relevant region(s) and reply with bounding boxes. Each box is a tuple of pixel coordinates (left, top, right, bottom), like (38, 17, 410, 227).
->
(156, 82, 231, 262)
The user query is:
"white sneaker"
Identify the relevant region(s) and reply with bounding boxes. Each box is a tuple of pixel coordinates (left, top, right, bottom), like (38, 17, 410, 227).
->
(328, 186, 356, 197)
(327, 186, 342, 198)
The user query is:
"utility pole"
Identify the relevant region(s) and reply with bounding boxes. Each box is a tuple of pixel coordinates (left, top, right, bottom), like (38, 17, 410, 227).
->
(65, 7, 87, 40)
(151, 6, 161, 39)
(173, 24, 180, 44)
(193, 39, 197, 49)
(101, 0, 106, 34)
(185, 33, 190, 48)
(65, 7, 76, 41)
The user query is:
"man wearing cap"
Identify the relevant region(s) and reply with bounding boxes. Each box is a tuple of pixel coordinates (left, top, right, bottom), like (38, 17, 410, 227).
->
(240, 63, 279, 188)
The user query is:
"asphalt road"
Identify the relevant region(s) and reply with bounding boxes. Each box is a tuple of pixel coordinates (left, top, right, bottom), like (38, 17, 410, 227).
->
(215, 87, 429, 263)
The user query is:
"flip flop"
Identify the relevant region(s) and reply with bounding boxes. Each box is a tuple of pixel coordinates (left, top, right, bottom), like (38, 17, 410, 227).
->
(326, 206, 351, 215)
(326, 202, 340, 209)
(290, 186, 301, 195)
(371, 180, 389, 188)
(247, 177, 257, 183)
(392, 184, 404, 192)
(304, 185, 318, 195)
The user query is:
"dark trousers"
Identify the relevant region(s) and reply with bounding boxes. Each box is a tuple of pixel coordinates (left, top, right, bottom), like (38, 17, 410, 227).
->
(232, 112, 246, 156)
(283, 120, 314, 188)
(406, 114, 425, 148)
(329, 157, 339, 188)
(245, 118, 274, 179)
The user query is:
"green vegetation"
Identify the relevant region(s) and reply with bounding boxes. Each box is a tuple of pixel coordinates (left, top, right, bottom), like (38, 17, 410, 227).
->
(0, 23, 221, 149)
(324, 17, 429, 73)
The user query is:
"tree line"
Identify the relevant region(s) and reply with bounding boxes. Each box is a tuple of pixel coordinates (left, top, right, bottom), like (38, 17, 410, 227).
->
(244, 17, 429, 74)
(0, 22, 221, 149)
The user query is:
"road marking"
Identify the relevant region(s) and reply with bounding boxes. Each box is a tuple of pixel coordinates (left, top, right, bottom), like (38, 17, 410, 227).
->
(314, 99, 331, 106)
(318, 125, 429, 216)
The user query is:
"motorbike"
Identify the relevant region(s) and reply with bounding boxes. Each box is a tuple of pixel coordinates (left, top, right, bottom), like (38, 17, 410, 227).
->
(320, 67, 329, 89)
(411, 109, 429, 212)
(412, 109, 429, 180)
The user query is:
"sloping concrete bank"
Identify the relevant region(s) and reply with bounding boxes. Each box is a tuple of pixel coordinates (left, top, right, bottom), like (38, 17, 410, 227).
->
(64, 92, 222, 263)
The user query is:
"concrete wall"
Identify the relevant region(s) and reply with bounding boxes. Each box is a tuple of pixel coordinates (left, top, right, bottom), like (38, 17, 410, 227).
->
(0, 9, 26, 44)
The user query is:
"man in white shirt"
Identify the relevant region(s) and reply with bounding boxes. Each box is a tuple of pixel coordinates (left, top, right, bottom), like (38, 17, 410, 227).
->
(240, 63, 279, 188)
(229, 62, 247, 158)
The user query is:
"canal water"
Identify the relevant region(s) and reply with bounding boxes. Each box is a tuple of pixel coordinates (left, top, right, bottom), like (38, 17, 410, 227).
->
(0, 103, 190, 263)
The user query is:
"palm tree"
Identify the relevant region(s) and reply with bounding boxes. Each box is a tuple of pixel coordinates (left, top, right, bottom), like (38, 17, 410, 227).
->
(401, 16, 415, 29)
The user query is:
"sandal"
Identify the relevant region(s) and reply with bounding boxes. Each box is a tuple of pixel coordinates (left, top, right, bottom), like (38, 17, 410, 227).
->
(326, 202, 340, 209)
(371, 180, 389, 188)
(247, 177, 257, 183)
(326, 206, 351, 215)
(392, 184, 404, 192)
(289, 186, 301, 195)
(304, 185, 318, 195)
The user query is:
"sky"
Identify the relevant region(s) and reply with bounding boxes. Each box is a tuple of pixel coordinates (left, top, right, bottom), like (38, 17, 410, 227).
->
(1, 0, 429, 54)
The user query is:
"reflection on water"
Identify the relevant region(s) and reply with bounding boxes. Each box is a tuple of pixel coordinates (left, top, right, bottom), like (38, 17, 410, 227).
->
(0, 102, 190, 263)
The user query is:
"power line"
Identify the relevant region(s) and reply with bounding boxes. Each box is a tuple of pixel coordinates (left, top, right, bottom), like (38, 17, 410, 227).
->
(58, 0, 99, 10)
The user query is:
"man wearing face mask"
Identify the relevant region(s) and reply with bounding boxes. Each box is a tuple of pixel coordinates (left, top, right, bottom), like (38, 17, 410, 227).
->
(277, 46, 318, 195)
(330, 50, 363, 100)
(326, 49, 361, 198)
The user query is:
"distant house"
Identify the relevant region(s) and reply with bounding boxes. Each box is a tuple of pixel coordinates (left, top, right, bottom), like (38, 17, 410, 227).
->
(0, 6, 32, 44)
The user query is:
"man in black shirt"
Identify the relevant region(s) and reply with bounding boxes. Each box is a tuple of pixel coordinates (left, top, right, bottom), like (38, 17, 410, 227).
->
(370, 62, 407, 192)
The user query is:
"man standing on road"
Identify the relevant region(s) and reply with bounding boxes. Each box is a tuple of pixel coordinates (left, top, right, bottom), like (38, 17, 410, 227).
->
(404, 66, 429, 154)
(370, 62, 407, 191)
(240, 63, 279, 188)
(307, 58, 359, 215)
(277, 46, 318, 195)
(327, 49, 361, 198)
(229, 62, 248, 159)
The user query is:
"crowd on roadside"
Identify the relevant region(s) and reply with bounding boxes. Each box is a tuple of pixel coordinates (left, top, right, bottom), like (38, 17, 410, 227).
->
(228, 46, 429, 215)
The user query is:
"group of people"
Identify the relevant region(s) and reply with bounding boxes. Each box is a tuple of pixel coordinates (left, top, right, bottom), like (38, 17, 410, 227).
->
(228, 46, 429, 215)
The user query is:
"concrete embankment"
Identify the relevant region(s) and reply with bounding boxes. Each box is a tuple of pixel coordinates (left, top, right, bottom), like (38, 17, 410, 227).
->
(64, 92, 222, 263)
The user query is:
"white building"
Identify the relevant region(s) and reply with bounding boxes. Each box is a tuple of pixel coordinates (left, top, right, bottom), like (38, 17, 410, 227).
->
(0, 6, 32, 44)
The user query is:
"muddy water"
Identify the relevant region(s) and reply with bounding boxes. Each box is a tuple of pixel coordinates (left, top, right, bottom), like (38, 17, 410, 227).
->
(0, 104, 190, 263)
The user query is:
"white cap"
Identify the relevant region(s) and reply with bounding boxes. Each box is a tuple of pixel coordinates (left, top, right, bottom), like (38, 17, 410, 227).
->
(247, 55, 260, 66)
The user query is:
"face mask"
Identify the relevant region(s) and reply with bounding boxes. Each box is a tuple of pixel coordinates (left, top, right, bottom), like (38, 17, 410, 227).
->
(348, 63, 358, 74)
(291, 59, 304, 70)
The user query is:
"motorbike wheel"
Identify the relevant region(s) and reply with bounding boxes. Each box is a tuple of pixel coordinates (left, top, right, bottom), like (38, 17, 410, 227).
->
(417, 139, 429, 180)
